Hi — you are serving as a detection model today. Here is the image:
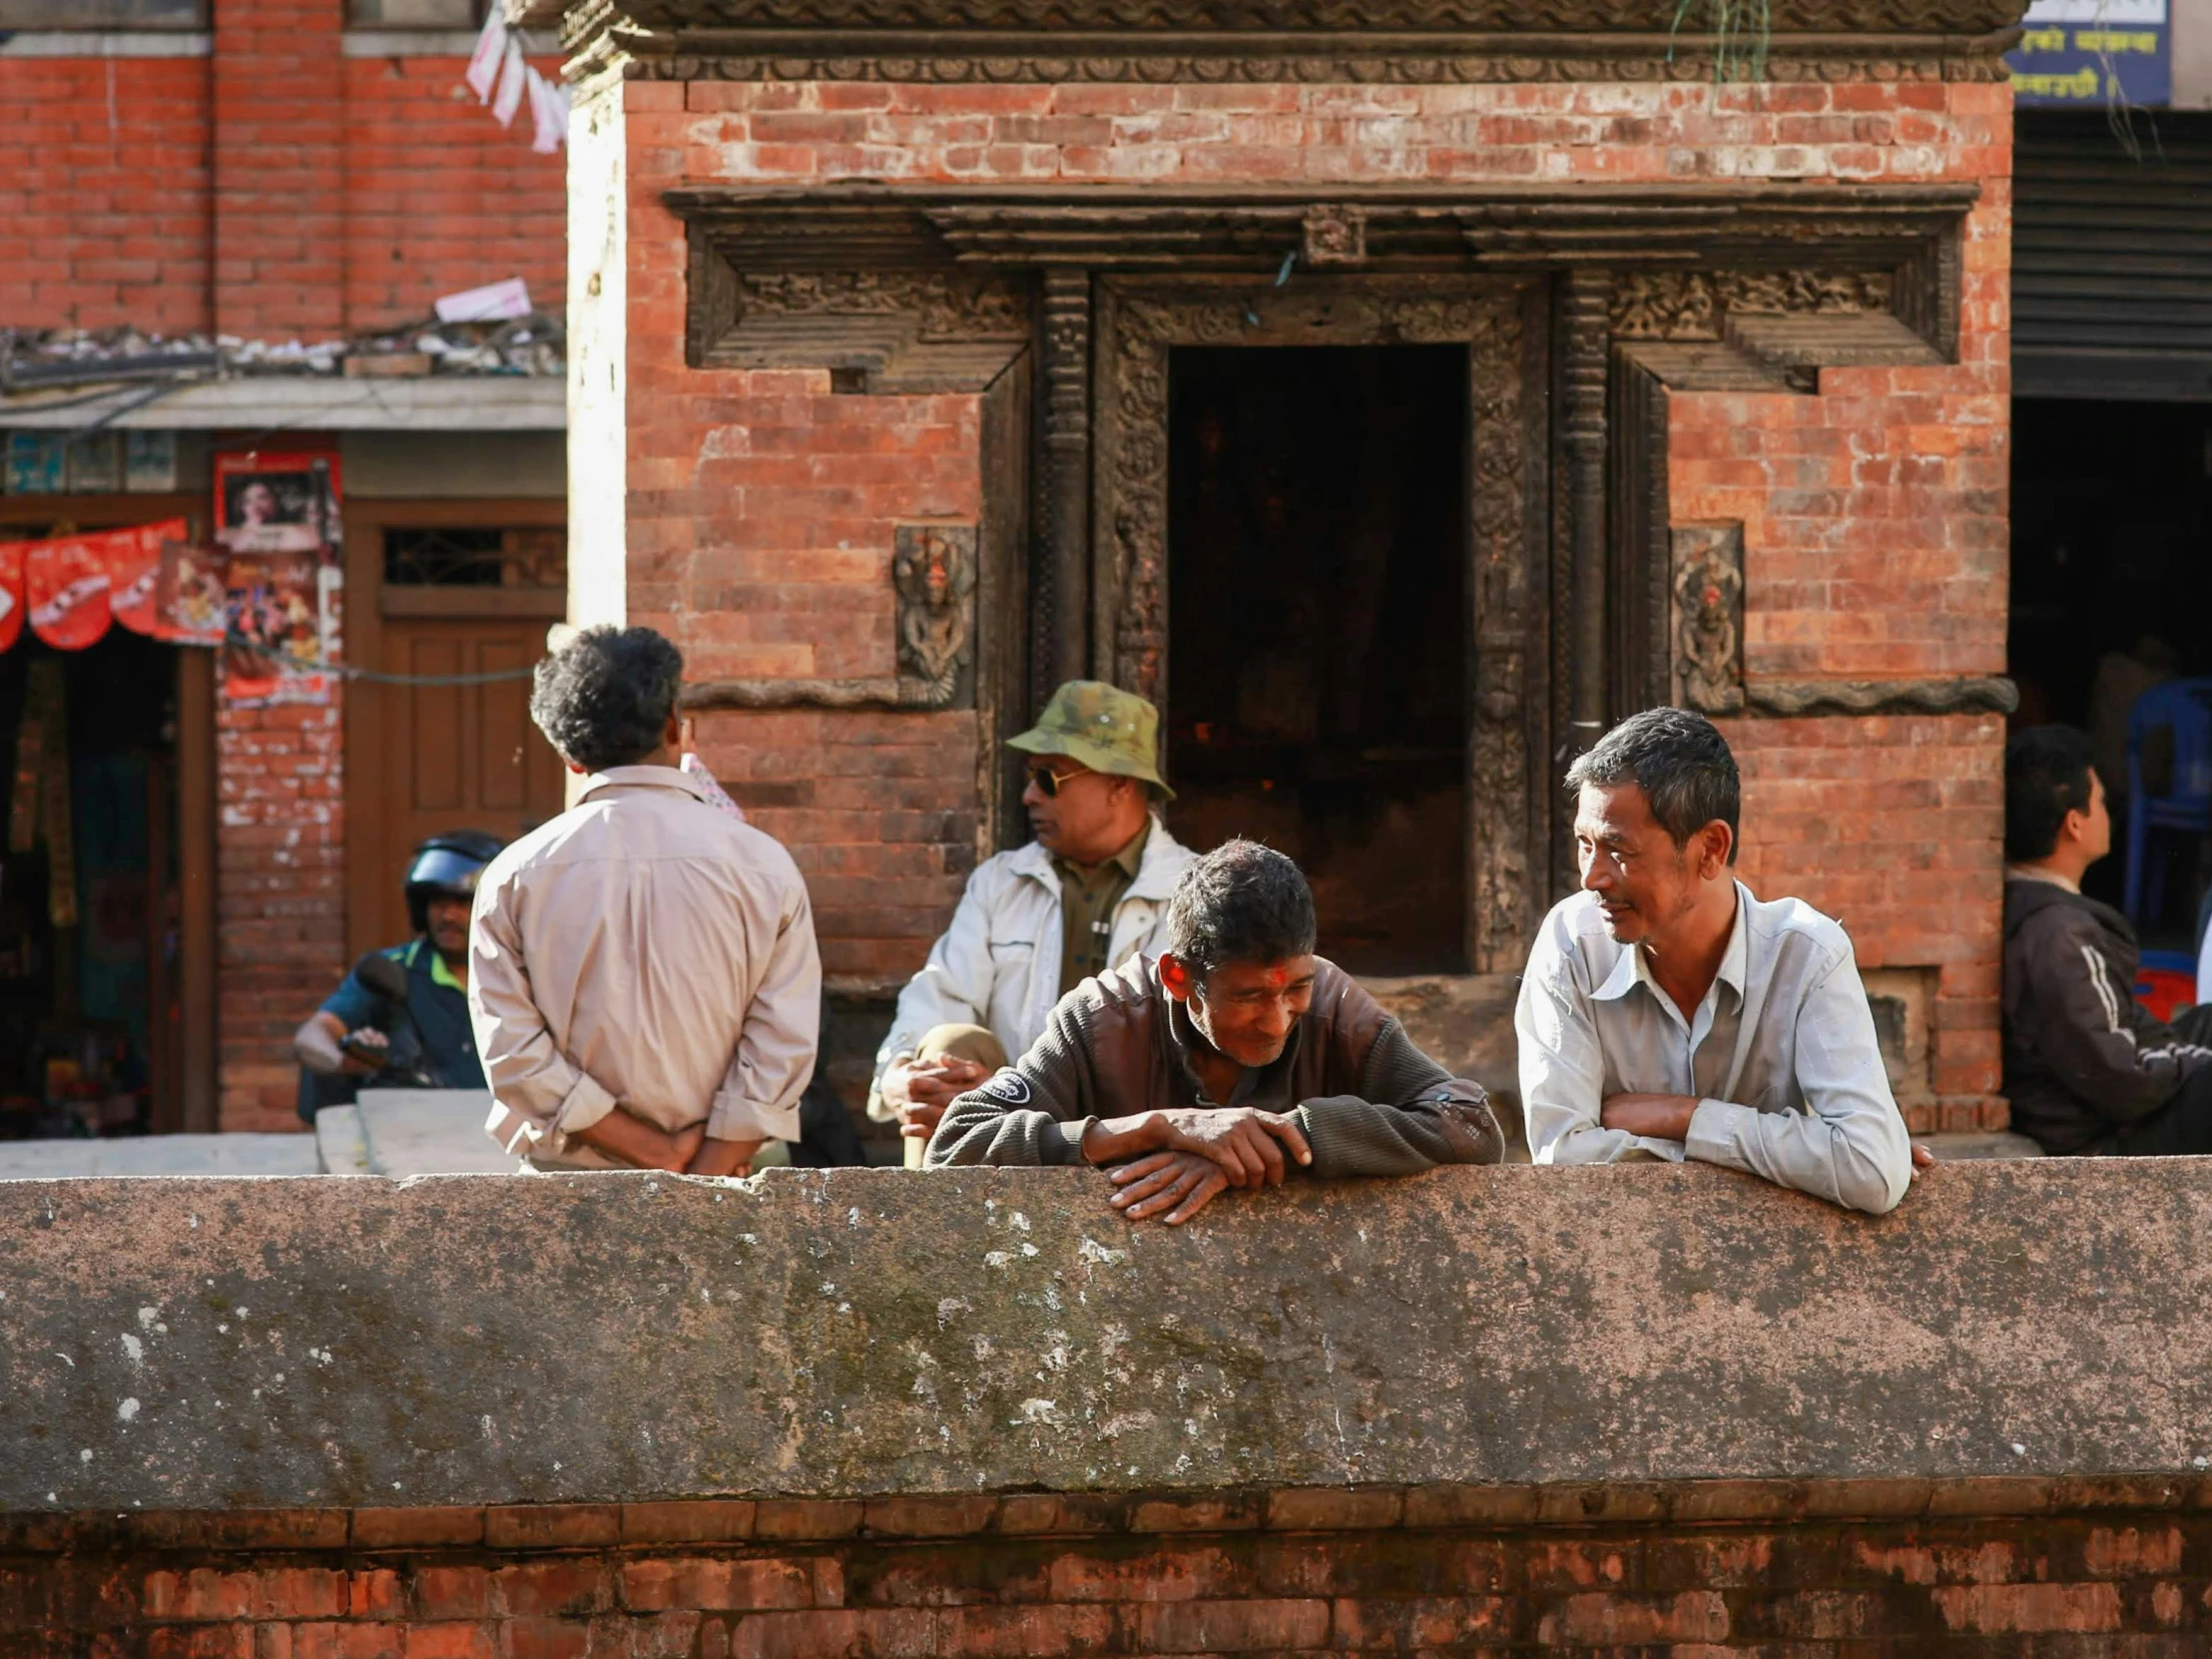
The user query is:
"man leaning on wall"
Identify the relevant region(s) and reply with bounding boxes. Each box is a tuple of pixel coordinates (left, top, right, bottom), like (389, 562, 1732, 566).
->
(925, 838, 1502, 1223)
(1515, 707, 1926, 1215)
(470, 626, 822, 1175)
(867, 681, 1197, 1164)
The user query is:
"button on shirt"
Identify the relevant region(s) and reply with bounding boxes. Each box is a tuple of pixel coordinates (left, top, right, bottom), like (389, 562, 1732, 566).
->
(1053, 821, 1148, 994)
(1515, 882, 1912, 1215)
(469, 766, 822, 1170)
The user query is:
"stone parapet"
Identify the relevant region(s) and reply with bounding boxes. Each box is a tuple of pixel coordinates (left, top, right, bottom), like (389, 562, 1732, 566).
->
(4, 1160, 2208, 1513)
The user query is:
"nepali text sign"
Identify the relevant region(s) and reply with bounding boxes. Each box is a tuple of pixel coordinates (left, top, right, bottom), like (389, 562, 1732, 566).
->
(2009, 0, 2170, 107)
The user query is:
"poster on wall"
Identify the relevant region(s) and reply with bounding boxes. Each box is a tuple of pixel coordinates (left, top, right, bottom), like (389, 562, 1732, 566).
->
(154, 541, 229, 648)
(214, 450, 341, 555)
(223, 549, 330, 707)
(2008, 0, 2170, 106)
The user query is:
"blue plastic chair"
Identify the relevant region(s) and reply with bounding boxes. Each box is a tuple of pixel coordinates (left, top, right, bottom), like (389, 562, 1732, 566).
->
(2123, 678, 2212, 927)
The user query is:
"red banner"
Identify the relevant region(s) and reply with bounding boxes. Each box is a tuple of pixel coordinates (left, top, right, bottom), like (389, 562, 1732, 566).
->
(108, 517, 187, 636)
(0, 543, 22, 655)
(25, 536, 112, 651)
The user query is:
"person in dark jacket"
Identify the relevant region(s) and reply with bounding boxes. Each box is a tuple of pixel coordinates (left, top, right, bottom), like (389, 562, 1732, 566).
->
(925, 838, 1502, 1223)
(2002, 725, 2212, 1154)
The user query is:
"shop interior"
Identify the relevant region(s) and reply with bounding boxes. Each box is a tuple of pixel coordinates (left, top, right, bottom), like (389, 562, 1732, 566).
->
(2009, 397, 2212, 952)
(0, 630, 183, 1139)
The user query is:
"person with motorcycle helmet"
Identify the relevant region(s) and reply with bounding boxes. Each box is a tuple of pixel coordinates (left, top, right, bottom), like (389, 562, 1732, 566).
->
(293, 830, 505, 1123)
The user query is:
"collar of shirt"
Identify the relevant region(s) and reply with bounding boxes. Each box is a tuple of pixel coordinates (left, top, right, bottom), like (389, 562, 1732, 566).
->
(400, 937, 465, 995)
(1053, 819, 1150, 887)
(1161, 978, 1306, 1109)
(2005, 864, 2081, 894)
(1590, 880, 1750, 1037)
(578, 764, 710, 806)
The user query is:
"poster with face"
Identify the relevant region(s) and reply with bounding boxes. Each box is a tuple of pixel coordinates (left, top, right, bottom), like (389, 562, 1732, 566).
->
(214, 451, 341, 554)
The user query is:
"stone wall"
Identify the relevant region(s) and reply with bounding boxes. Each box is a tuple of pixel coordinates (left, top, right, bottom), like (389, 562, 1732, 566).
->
(5, 1160, 2212, 1651)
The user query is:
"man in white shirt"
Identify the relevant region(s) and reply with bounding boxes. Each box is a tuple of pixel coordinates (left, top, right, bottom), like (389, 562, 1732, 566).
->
(1515, 707, 1926, 1214)
(471, 626, 821, 1175)
(868, 681, 1196, 1164)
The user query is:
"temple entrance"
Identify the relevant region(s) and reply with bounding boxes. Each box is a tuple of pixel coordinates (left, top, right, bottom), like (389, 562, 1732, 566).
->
(1165, 345, 1468, 975)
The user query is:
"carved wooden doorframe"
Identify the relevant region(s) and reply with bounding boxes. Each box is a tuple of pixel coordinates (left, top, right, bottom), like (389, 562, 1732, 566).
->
(1088, 274, 1550, 974)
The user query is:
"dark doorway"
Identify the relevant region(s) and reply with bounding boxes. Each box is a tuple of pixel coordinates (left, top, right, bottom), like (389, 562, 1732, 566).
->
(2010, 396, 2212, 942)
(1165, 345, 1467, 975)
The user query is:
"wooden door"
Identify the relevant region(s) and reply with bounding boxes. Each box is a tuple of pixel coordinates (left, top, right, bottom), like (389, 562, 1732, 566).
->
(344, 505, 566, 961)
(362, 617, 566, 950)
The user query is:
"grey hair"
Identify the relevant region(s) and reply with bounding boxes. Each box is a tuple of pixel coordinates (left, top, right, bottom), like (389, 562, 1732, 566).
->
(1566, 706, 1741, 863)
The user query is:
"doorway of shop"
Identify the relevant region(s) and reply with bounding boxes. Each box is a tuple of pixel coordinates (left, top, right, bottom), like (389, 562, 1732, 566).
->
(2010, 398, 2212, 950)
(1164, 345, 1468, 975)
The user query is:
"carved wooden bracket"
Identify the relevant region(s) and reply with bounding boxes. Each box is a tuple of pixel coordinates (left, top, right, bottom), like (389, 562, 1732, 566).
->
(1671, 522, 1746, 716)
(1746, 677, 2019, 717)
(683, 523, 978, 713)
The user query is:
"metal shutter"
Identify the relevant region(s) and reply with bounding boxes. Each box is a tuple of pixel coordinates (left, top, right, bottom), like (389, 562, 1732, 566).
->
(2013, 110, 2212, 400)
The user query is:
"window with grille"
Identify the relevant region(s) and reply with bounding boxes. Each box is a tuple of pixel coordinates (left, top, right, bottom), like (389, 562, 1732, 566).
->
(383, 528, 566, 589)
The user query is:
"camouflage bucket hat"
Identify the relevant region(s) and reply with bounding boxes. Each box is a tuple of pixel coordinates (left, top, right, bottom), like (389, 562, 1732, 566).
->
(1007, 680, 1173, 799)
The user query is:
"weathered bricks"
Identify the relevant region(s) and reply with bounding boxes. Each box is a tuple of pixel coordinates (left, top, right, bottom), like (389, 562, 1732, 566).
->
(20, 1489, 2212, 1653)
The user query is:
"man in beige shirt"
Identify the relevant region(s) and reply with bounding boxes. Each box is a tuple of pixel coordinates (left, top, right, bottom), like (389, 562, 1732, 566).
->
(471, 626, 821, 1174)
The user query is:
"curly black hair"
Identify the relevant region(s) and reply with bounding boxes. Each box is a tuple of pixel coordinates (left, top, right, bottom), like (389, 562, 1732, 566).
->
(1165, 838, 1318, 983)
(529, 625, 685, 773)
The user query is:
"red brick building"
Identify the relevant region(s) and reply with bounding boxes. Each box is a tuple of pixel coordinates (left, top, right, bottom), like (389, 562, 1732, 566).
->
(546, 0, 2017, 1133)
(0, 0, 569, 1133)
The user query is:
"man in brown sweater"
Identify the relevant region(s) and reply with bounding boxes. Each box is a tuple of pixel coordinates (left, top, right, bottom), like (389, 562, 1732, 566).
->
(925, 839, 1501, 1223)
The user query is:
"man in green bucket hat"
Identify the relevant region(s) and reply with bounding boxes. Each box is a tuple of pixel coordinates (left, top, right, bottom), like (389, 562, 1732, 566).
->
(868, 681, 1197, 1164)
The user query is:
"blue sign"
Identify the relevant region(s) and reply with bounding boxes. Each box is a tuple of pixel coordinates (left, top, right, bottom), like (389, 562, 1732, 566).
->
(2008, 0, 2170, 107)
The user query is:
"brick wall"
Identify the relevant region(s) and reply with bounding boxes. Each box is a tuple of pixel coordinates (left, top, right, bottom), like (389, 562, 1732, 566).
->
(343, 50, 567, 331)
(608, 74, 2013, 1090)
(0, 58, 213, 334)
(216, 697, 345, 1134)
(9, 1487, 2209, 1653)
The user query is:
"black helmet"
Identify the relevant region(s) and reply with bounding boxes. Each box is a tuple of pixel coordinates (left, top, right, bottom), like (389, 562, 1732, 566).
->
(404, 830, 505, 934)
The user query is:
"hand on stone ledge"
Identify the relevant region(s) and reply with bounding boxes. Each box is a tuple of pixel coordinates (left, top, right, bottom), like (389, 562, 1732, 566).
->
(1108, 1150, 1230, 1226)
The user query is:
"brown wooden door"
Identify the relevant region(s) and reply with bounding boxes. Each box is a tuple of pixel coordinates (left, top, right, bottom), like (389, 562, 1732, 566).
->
(360, 617, 565, 951)
(343, 505, 567, 962)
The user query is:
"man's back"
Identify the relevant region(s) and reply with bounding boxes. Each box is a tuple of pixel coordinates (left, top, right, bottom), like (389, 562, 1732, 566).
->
(2002, 875, 2211, 1153)
(471, 765, 820, 1168)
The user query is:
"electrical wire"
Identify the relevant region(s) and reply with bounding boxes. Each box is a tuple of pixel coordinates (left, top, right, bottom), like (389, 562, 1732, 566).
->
(222, 633, 540, 687)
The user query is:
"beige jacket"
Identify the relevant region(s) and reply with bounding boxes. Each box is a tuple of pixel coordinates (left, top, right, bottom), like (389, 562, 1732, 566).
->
(867, 816, 1196, 1119)
(471, 766, 821, 1169)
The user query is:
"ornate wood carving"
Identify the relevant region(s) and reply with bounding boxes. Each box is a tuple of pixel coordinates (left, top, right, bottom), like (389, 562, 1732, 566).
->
(618, 49, 2014, 83)
(1670, 523, 1746, 716)
(1745, 676, 2019, 717)
(1091, 276, 1539, 970)
(684, 522, 981, 712)
(552, 0, 2025, 81)
(1562, 269, 1610, 759)
(1608, 347, 1672, 717)
(1040, 272, 1093, 701)
(683, 243, 1031, 390)
(587, 0, 2026, 30)
(1302, 206, 1369, 268)
(1609, 268, 1897, 341)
